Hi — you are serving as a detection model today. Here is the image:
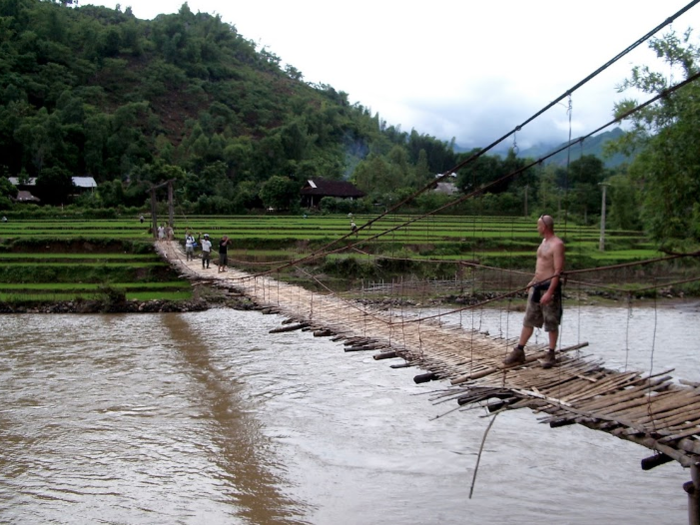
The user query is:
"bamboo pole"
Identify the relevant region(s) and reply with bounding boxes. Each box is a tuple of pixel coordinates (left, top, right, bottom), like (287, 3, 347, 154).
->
(685, 463, 700, 525)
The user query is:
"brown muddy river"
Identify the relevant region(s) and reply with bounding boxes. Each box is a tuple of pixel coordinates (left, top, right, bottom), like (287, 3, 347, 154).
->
(1, 302, 699, 524)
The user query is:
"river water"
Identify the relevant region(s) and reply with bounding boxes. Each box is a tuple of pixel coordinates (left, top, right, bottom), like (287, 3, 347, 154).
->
(1, 301, 699, 524)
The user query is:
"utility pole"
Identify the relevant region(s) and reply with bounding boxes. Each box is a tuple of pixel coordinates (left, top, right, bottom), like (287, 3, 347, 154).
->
(599, 182, 610, 251)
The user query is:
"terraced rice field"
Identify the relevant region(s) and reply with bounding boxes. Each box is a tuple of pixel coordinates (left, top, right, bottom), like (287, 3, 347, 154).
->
(0, 214, 663, 304)
(0, 220, 192, 303)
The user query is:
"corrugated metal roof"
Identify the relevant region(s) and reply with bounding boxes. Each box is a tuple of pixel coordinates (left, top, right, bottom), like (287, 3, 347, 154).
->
(8, 176, 97, 188)
(72, 176, 97, 188)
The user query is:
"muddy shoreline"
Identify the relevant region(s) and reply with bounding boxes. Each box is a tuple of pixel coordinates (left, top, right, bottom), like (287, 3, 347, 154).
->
(1, 285, 695, 314)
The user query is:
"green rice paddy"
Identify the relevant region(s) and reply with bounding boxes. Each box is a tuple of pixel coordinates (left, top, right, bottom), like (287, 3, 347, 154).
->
(0, 213, 679, 304)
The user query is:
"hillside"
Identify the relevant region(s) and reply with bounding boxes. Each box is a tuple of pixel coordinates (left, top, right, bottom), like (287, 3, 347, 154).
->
(0, 0, 459, 210)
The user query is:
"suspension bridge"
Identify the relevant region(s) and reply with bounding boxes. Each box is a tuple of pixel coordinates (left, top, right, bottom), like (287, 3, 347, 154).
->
(144, 4, 700, 520)
(157, 240, 700, 521)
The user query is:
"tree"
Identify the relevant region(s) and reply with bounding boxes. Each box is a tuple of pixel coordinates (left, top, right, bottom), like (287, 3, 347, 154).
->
(352, 153, 402, 195)
(0, 176, 18, 209)
(455, 150, 501, 193)
(233, 180, 262, 211)
(34, 165, 74, 205)
(563, 155, 607, 222)
(259, 175, 297, 211)
(607, 172, 641, 230)
(610, 30, 700, 244)
(97, 179, 126, 207)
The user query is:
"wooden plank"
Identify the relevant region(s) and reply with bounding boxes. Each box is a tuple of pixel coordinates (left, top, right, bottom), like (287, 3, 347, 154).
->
(450, 342, 589, 384)
(533, 364, 607, 394)
(567, 370, 673, 406)
(596, 390, 680, 420)
(613, 390, 700, 422)
(574, 376, 675, 414)
(559, 371, 644, 403)
(575, 419, 697, 468)
(657, 423, 700, 441)
(636, 398, 700, 427)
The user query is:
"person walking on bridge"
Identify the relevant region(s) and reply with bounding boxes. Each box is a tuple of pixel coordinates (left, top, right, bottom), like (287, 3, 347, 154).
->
(199, 233, 212, 269)
(503, 214, 565, 369)
(218, 235, 231, 273)
(185, 231, 196, 261)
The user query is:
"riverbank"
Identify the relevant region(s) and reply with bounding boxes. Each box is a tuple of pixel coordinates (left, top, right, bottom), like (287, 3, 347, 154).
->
(0, 280, 695, 314)
(0, 282, 257, 314)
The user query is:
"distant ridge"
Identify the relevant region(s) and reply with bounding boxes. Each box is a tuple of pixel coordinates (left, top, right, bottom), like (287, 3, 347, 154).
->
(454, 128, 635, 169)
(516, 128, 634, 168)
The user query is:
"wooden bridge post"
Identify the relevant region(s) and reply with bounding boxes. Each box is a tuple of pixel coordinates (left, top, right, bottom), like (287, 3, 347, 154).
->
(146, 178, 176, 240)
(684, 463, 700, 525)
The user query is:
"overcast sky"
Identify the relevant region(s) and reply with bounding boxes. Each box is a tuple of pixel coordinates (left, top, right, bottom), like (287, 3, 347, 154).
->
(84, 0, 700, 150)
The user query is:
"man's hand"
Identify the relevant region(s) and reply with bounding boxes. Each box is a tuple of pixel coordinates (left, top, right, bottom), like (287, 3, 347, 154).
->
(540, 291, 553, 305)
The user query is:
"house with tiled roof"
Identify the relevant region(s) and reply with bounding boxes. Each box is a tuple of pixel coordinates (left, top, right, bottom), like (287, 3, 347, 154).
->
(300, 178, 365, 208)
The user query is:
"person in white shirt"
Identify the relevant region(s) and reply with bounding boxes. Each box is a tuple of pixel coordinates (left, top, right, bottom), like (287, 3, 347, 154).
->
(198, 233, 212, 269)
(185, 231, 196, 261)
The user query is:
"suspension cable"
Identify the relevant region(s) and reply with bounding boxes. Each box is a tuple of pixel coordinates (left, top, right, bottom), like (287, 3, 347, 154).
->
(248, 3, 700, 279)
(249, 69, 700, 282)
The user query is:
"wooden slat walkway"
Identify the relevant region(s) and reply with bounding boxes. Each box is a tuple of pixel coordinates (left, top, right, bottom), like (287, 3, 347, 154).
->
(159, 243, 700, 470)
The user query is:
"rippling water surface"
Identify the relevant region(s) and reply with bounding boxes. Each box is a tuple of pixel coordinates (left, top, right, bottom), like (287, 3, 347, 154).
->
(1, 302, 698, 524)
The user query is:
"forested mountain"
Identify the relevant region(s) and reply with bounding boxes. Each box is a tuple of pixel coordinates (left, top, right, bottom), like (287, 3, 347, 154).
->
(0, 0, 459, 210)
(3, 2, 698, 246)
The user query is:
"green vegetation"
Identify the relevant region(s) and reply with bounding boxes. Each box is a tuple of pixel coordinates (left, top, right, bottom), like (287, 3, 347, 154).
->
(0, 0, 459, 215)
(0, 1, 687, 238)
(0, 222, 193, 305)
(1, 214, 697, 307)
(0, 1, 697, 306)
(608, 30, 700, 248)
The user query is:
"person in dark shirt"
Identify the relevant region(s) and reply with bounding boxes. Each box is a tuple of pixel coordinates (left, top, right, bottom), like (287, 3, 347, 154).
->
(218, 235, 231, 273)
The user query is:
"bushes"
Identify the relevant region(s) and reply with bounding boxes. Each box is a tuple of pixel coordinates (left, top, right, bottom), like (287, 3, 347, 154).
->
(321, 256, 374, 279)
(320, 254, 464, 281)
(193, 194, 235, 214)
(318, 196, 373, 215)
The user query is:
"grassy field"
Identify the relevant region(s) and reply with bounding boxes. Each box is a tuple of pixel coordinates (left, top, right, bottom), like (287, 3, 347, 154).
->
(0, 213, 691, 304)
(0, 214, 648, 246)
(0, 219, 193, 305)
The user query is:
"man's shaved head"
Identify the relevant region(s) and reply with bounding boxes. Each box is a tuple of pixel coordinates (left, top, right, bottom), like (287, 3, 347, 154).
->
(540, 215, 554, 230)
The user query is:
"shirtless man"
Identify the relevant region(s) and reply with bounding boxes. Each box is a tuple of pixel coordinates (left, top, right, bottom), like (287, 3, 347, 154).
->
(503, 215, 565, 369)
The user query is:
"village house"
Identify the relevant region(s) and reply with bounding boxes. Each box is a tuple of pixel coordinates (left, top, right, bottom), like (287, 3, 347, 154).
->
(300, 178, 365, 208)
(8, 176, 97, 202)
(432, 172, 458, 195)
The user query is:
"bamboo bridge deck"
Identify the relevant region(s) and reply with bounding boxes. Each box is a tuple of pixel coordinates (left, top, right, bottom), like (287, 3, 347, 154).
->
(158, 243, 700, 480)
